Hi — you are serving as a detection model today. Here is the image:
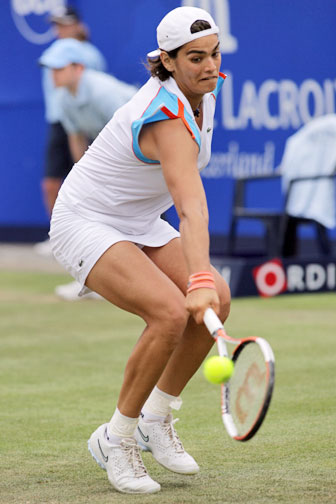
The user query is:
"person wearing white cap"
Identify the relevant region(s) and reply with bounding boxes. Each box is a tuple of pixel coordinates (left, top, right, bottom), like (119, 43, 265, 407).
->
(49, 6, 230, 494)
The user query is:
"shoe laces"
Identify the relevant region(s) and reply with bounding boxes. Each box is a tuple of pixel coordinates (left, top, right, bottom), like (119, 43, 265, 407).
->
(162, 417, 184, 454)
(121, 438, 148, 478)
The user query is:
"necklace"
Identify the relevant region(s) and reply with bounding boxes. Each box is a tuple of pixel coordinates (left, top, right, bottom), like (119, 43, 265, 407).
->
(193, 101, 202, 117)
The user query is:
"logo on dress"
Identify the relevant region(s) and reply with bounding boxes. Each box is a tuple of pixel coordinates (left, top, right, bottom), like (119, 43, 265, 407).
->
(10, 0, 66, 45)
(181, 0, 238, 53)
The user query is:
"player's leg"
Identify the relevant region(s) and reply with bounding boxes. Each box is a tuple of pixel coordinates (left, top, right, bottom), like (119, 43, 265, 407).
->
(143, 237, 231, 396)
(133, 238, 230, 475)
(85, 240, 189, 492)
(85, 240, 189, 417)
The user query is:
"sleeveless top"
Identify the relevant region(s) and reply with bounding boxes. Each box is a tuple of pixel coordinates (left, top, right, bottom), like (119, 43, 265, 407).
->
(57, 73, 226, 235)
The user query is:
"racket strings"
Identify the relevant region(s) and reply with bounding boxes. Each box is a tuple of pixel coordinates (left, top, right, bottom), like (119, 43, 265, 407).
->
(229, 342, 269, 436)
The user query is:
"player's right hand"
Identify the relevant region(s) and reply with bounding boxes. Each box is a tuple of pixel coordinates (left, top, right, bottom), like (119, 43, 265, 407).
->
(185, 287, 220, 325)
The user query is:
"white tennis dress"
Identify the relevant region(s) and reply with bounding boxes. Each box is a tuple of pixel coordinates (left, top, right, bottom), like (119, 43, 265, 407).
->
(49, 73, 226, 293)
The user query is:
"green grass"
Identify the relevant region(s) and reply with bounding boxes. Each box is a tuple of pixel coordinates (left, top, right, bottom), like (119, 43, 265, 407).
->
(0, 271, 335, 503)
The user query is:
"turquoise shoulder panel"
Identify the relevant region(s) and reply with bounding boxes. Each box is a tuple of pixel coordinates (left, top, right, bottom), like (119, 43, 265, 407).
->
(131, 86, 201, 164)
(212, 73, 226, 100)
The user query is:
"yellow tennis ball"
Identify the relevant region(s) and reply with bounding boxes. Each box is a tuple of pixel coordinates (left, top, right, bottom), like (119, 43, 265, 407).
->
(203, 356, 234, 384)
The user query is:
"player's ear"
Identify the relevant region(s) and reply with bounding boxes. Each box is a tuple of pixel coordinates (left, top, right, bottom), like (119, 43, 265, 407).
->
(160, 51, 175, 73)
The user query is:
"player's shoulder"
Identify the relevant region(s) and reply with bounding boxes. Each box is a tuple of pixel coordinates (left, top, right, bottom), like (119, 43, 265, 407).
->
(151, 113, 195, 139)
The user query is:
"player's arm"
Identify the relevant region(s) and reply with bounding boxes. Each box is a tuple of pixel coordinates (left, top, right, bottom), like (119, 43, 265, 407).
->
(139, 118, 219, 322)
(68, 133, 89, 162)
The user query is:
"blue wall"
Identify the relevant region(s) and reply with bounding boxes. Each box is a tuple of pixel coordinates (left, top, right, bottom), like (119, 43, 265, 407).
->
(2, 0, 336, 239)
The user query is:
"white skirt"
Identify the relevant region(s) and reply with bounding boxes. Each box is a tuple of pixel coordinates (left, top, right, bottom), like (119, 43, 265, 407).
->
(49, 200, 180, 296)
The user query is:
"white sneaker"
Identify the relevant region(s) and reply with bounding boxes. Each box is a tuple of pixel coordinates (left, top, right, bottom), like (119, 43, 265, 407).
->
(33, 238, 54, 257)
(55, 280, 102, 301)
(135, 414, 199, 475)
(88, 424, 160, 494)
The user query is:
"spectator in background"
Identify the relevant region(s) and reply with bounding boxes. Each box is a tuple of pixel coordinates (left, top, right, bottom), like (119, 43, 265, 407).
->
(39, 38, 137, 163)
(280, 114, 336, 256)
(38, 37, 137, 300)
(35, 6, 107, 257)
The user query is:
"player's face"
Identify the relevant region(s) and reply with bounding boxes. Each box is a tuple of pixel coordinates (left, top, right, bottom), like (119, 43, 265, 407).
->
(52, 64, 80, 90)
(163, 35, 221, 102)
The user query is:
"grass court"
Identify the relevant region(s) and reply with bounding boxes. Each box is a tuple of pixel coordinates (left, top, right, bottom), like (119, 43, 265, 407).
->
(0, 270, 335, 503)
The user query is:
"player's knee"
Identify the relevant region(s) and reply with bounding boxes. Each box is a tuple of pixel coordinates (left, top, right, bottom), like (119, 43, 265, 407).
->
(156, 301, 188, 347)
(165, 302, 188, 334)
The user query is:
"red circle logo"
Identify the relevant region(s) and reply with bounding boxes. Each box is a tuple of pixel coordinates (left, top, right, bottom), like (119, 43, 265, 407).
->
(253, 259, 287, 297)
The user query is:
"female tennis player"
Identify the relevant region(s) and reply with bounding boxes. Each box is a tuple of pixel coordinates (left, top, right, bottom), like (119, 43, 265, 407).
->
(49, 6, 230, 494)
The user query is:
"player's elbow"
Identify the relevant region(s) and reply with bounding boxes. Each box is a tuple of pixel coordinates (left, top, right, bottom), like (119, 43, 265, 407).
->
(178, 199, 209, 224)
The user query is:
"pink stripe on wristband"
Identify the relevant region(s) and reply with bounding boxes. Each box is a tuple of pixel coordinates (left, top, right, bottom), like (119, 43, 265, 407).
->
(187, 282, 217, 294)
(187, 271, 216, 294)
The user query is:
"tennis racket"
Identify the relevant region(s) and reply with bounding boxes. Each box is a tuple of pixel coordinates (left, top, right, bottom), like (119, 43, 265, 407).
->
(203, 308, 275, 441)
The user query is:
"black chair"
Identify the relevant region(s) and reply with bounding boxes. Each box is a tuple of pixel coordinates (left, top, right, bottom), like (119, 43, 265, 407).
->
(280, 174, 335, 256)
(227, 174, 282, 257)
(228, 173, 335, 257)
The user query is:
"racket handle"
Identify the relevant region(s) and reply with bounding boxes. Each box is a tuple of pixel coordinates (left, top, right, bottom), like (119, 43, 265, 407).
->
(203, 308, 223, 336)
(204, 308, 229, 357)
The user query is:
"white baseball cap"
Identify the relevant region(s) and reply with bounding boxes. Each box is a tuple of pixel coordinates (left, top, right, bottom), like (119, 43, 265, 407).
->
(147, 6, 219, 59)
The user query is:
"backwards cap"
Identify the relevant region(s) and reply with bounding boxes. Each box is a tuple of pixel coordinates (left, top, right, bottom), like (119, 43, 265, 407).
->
(148, 6, 219, 59)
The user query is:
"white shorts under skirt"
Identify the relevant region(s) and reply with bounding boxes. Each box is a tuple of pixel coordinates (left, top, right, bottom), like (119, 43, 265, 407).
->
(49, 200, 180, 296)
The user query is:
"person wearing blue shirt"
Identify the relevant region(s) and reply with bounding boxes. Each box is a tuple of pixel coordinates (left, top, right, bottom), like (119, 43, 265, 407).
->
(39, 38, 137, 163)
(36, 5, 107, 257)
(38, 37, 137, 301)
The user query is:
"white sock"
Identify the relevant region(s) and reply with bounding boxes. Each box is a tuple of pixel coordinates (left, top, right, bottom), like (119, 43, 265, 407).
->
(106, 432, 123, 445)
(141, 410, 166, 423)
(141, 386, 182, 422)
(107, 408, 138, 442)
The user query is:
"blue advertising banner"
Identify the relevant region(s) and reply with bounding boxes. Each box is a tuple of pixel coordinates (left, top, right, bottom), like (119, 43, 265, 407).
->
(211, 256, 336, 298)
(1, 0, 336, 240)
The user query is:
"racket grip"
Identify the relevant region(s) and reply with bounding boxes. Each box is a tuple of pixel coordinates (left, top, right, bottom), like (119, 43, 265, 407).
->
(203, 308, 223, 336)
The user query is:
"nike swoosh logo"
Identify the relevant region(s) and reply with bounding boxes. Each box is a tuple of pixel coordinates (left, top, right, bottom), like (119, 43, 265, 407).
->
(207, 127, 212, 133)
(98, 439, 108, 463)
(137, 426, 149, 443)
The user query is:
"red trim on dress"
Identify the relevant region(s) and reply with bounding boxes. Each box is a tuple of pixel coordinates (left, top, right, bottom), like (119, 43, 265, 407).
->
(211, 72, 227, 100)
(161, 99, 195, 140)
